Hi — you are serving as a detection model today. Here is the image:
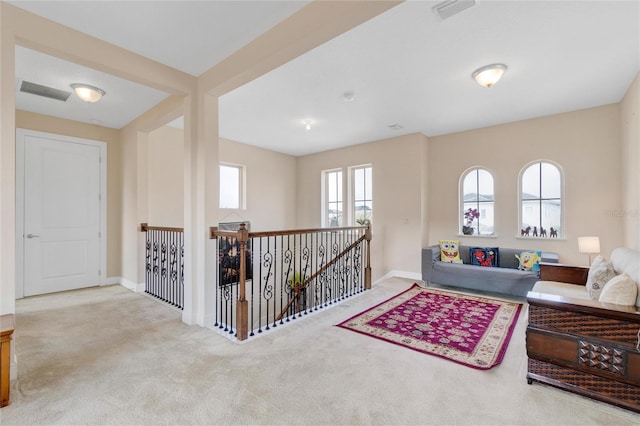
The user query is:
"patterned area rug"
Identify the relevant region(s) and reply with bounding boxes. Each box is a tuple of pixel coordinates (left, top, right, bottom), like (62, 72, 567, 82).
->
(337, 284, 522, 370)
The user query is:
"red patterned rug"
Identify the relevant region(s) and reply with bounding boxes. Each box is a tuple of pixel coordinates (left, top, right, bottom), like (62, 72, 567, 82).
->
(337, 284, 522, 370)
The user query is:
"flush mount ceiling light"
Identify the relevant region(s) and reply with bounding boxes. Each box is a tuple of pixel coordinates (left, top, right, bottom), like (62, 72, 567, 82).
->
(343, 91, 355, 102)
(433, 0, 477, 21)
(471, 64, 507, 88)
(303, 119, 312, 130)
(70, 83, 105, 102)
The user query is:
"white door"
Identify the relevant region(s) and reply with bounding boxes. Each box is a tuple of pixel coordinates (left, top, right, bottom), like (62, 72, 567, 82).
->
(18, 130, 105, 297)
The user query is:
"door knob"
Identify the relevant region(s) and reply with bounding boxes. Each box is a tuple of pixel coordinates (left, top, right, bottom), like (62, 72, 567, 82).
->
(26, 233, 40, 238)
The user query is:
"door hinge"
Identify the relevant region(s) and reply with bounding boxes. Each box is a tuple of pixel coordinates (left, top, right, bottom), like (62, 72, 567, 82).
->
(98, 269, 101, 276)
(98, 231, 102, 238)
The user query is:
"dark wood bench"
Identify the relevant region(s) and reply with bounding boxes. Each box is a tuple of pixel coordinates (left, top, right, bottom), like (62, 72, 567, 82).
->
(526, 263, 640, 413)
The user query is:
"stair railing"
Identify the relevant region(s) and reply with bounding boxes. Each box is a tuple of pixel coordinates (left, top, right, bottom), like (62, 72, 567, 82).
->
(210, 224, 371, 341)
(140, 223, 185, 309)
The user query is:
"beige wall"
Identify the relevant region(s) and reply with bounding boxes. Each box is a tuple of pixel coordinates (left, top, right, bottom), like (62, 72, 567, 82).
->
(620, 72, 640, 251)
(148, 126, 184, 228)
(296, 133, 428, 282)
(144, 131, 298, 231)
(428, 104, 624, 266)
(219, 138, 297, 231)
(15, 110, 122, 278)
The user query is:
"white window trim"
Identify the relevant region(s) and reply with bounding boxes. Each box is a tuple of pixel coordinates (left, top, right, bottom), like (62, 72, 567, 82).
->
(321, 168, 343, 227)
(459, 166, 495, 237)
(517, 159, 565, 239)
(219, 162, 246, 210)
(348, 164, 372, 226)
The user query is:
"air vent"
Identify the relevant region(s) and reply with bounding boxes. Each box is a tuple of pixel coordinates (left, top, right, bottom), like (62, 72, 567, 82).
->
(432, 0, 477, 21)
(20, 80, 71, 102)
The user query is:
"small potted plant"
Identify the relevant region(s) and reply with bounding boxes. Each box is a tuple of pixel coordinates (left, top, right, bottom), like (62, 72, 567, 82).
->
(463, 208, 480, 235)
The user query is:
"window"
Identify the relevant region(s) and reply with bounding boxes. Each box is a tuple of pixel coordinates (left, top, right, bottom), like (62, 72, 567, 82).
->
(520, 161, 562, 238)
(351, 165, 372, 225)
(461, 168, 494, 235)
(323, 170, 342, 227)
(219, 164, 244, 209)
(322, 166, 373, 227)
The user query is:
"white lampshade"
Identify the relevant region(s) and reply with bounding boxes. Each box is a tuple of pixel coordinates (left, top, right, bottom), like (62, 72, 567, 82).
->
(71, 83, 105, 103)
(578, 236, 600, 254)
(472, 64, 507, 88)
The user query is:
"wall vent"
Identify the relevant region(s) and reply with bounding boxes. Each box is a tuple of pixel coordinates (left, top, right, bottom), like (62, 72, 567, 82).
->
(432, 0, 477, 21)
(20, 80, 71, 102)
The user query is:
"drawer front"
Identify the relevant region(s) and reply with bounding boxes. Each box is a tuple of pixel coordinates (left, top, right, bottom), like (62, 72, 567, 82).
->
(527, 327, 640, 386)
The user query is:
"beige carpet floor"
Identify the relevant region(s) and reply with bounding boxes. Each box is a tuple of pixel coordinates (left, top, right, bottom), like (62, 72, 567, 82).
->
(2, 277, 639, 425)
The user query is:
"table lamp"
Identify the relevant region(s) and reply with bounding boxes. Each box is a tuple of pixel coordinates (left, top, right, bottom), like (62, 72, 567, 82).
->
(578, 236, 600, 265)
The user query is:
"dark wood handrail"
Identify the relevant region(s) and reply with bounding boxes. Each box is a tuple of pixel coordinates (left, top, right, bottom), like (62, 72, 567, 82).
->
(141, 223, 184, 233)
(210, 224, 368, 239)
(275, 233, 366, 321)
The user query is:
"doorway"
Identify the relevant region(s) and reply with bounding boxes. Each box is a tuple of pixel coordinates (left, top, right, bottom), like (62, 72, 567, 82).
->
(16, 129, 106, 298)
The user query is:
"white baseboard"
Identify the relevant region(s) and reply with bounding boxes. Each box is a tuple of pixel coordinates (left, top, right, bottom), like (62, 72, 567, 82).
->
(118, 277, 145, 293)
(103, 276, 121, 286)
(374, 270, 423, 285)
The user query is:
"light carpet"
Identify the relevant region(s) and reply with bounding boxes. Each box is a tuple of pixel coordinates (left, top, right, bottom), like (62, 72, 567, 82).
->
(2, 278, 639, 425)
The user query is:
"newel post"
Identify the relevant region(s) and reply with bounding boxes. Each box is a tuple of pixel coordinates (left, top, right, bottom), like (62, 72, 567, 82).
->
(365, 223, 372, 290)
(236, 223, 249, 341)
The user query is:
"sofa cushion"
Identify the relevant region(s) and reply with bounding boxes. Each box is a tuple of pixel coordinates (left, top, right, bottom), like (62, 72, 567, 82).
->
(585, 255, 617, 300)
(610, 248, 640, 307)
(599, 273, 638, 306)
(469, 247, 499, 267)
(439, 240, 462, 263)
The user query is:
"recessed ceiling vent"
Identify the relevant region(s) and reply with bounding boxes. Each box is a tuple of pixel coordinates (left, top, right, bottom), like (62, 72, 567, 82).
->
(20, 80, 71, 102)
(432, 0, 477, 21)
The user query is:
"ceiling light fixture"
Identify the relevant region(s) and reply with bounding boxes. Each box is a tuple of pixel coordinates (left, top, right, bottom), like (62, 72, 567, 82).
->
(303, 119, 312, 130)
(70, 83, 105, 102)
(343, 91, 355, 102)
(472, 64, 507, 88)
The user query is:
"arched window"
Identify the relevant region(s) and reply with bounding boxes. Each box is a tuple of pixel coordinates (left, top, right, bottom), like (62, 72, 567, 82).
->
(460, 168, 494, 236)
(519, 161, 563, 238)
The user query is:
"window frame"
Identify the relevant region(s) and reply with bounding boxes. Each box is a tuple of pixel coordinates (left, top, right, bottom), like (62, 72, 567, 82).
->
(518, 160, 564, 239)
(459, 167, 495, 236)
(219, 162, 246, 210)
(349, 164, 373, 226)
(321, 168, 343, 227)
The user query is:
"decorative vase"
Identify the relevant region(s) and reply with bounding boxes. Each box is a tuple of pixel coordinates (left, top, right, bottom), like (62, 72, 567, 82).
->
(462, 226, 474, 235)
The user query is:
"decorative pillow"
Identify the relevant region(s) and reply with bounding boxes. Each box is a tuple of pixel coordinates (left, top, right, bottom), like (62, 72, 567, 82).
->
(469, 247, 499, 267)
(439, 240, 462, 264)
(585, 255, 617, 300)
(516, 251, 542, 271)
(599, 273, 638, 306)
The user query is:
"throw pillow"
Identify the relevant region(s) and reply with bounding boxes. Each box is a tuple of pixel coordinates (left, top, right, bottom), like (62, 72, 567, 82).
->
(469, 247, 499, 267)
(516, 251, 542, 271)
(439, 240, 462, 264)
(599, 273, 638, 306)
(585, 255, 617, 300)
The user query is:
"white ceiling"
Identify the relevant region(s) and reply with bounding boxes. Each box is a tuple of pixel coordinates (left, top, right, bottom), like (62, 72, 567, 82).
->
(10, 1, 640, 156)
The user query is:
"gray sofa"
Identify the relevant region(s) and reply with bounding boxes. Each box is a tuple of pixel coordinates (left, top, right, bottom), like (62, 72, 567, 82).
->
(421, 245, 559, 297)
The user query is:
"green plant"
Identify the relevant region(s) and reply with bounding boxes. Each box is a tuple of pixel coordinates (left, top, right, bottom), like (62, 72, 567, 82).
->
(356, 212, 371, 225)
(288, 271, 304, 289)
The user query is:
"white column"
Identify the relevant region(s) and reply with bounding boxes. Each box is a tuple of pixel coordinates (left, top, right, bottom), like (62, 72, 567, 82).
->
(182, 91, 219, 326)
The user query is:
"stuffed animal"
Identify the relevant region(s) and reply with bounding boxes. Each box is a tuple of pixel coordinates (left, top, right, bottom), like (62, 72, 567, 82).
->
(439, 240, 462, 263)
